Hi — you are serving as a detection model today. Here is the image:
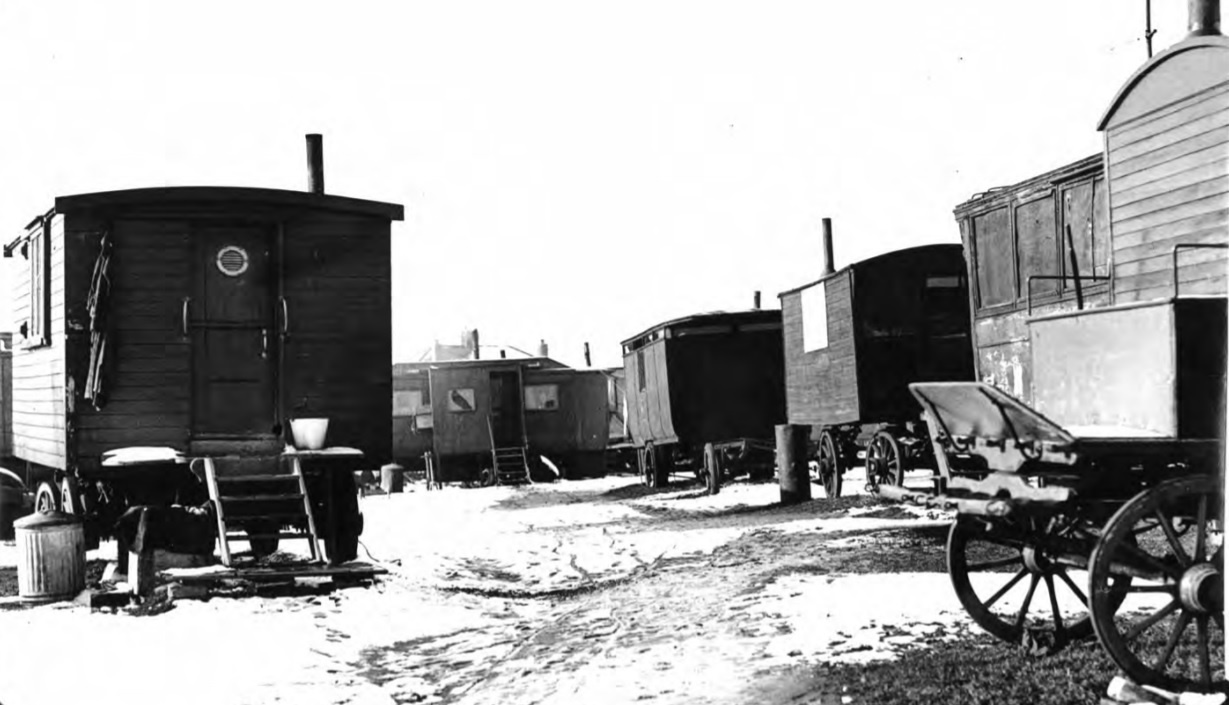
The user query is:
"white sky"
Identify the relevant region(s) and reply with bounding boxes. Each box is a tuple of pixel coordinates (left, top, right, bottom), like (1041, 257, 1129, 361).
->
(0, 0, 1193, 368)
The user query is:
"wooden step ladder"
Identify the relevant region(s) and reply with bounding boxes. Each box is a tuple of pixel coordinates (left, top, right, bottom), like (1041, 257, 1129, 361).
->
(492, 446, 532, 485)
(197, 457, 322, 567)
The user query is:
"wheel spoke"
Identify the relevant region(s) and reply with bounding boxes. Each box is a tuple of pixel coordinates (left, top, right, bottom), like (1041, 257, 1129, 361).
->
(1055, 567, 1088, 605)
(1126, 599, 1181, 641)
(1153, 609, 1191, 672)
(1197, 614, 1211, 686)
(1117, 541, 1182, 579)
(984, 568, 1029, 610)
(1155, 508, 1191, 567)
(1194, 494, 1208, 563)
(967, 555, 1022, 572)
(1044, 573, 1063, 632)
(1014, 573, 1041, 631)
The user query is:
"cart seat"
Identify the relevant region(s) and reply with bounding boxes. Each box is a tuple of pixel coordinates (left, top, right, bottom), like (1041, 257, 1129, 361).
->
(909, 382, 1075, 446)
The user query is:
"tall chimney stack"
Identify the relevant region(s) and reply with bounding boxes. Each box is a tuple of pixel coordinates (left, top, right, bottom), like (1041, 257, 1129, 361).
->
(306, 134, 325, 194)
(471, 329, 480, 360)
(538, 339, 549, 358)
(753, 291, 762, 310)
(821, 218, 835, 276)
(583, 342, 592, 367)
(1189, 0, 1221, 36)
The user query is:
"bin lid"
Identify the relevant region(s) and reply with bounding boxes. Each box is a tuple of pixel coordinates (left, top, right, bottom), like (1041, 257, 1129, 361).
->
(14, 510, 81, 529)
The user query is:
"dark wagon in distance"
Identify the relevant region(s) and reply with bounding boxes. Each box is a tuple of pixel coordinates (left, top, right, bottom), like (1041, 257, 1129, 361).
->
(622, 309, 785, 488)
(778, 243, 974, 497)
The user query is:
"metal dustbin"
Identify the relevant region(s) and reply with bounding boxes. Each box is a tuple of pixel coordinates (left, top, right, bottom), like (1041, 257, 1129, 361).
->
(381, 463, 405, 493)
(14, 511, 86, 602)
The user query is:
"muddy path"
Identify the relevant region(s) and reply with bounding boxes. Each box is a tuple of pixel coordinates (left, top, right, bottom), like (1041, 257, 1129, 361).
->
(343, 489, 957, 705)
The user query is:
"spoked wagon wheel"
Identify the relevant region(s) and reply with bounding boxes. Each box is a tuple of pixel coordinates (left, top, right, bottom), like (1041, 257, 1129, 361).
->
(948, 513, 1127, 651)
(1088, 474, 1224, 692)
(866, 431, 904, 489)
(34, 482, 60, 513)
(641, 444, 656, 488)
(817, 430, 842, 499)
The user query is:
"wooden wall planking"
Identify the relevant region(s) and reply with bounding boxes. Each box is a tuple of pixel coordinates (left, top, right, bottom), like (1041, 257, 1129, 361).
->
(1107, 78, 1229, 302)
(9, 214, 67, 469)
(781, 273, 859, 428)
(0, 333, 10, 459)
(282, 215, 392, 463)
(74, 218, 193, 459)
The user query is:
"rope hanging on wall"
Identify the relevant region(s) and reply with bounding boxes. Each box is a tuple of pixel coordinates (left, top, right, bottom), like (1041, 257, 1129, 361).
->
(84, 232, 113, 410)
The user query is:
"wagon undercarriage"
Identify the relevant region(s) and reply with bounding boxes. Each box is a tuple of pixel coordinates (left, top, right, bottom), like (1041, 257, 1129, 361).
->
(882, 382, 1226, 692)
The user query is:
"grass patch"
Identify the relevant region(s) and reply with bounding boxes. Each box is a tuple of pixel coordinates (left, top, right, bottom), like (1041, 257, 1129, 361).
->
(805, 632, 1121, 705)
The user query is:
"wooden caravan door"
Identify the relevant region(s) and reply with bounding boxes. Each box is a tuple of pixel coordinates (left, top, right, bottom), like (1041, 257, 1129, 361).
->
(192, 226, 277, 439)
(488, 370, 524, 447)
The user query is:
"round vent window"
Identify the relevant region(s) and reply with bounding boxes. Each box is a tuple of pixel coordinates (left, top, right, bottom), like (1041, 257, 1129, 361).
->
(216, 246, 250, 277)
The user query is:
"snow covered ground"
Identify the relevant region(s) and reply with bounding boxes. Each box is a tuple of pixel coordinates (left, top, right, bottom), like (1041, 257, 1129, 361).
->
(0, 474, 1076, 705)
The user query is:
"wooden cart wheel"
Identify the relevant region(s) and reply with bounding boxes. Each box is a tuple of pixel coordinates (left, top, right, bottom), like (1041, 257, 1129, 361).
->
(866, 431, 905, 489)
(1088, 475, 1224, 692)
(817, 430, 842, 499)
(948, 514, 1123, 650)
(34, 481, 60, 513)
(641, 444, 655, 488)
(60, 477, 82, 515)
(479, 467, 496, 487)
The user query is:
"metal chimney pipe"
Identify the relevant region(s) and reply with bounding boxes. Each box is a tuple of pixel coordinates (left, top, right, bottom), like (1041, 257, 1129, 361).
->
(500, 349, 507, 359)
(472, 329, 480, 360)
(584, 342, 592, 367)
(821, 218, 835, 276)
(753, 291, 762, 310)
(306, 134, 325, 194)
(1189, 0, 1221, 36)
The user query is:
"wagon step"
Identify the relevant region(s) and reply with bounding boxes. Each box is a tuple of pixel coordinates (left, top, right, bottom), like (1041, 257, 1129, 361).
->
(197, 456, 322, 567)
(218, 493, 306, 502)
(490, 445, 532, 485)
(228, 531, 316, 541)
(216, 474, 299, 483)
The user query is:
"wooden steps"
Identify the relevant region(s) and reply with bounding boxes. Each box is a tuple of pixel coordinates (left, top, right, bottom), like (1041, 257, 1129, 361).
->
(197, 457, 321, 567)
(492, 446, 532, 485)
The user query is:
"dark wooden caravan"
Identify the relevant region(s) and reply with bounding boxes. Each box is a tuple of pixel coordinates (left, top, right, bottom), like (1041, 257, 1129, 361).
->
(884, 8, 1227, 691)
(955, 24, 1228, 405)
(621, 309, 785, 488)
(3, 140, 403, 565)
(778, 243, 973, 497)
(393, 357, 612, 485)
(954, 155, 1114, 405)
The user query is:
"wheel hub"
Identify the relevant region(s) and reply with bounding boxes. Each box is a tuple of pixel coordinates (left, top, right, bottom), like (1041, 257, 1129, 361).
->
(1178, 562, 1222, 614)
(1022, 545, 1051, 574)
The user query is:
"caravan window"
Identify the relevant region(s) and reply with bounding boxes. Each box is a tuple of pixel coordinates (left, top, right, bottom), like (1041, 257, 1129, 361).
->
(21, 222, 50, 347)
(525, 384, 559, 411)
(446, 388, 475, 413)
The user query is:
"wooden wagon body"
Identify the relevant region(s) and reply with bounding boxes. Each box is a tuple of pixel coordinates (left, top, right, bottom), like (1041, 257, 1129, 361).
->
(3, 150, 403, 564)
(777, 243, 973, 495)
(621, 309, 785, 486)
(392, 358, 612, 484)
(884, 11, 1229, 691)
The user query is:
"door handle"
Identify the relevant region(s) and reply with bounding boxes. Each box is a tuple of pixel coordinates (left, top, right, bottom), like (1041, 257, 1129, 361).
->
(181, 297, 191, 338)
(261, 327, 269, 359)
(280, 296, 289, 336)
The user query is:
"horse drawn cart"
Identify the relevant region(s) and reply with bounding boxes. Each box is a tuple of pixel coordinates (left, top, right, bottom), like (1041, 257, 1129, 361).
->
(879, 296, 1226, 692)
